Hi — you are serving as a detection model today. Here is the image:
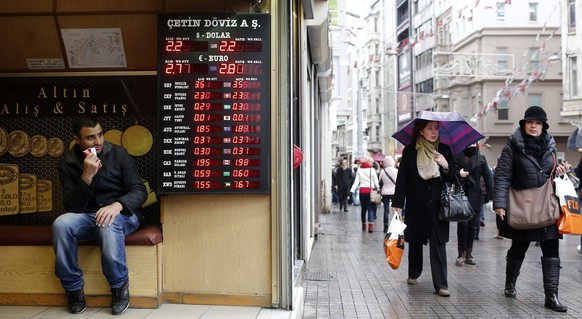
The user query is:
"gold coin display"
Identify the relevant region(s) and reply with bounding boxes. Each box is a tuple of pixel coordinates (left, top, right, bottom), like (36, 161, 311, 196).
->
(0, 127, 8, 156)
(37, 179, 53, 212)
(104, 129, 123, 146)
(0, 163, 20, 215)
(47, 137, 65, 157)
(7, 130, 30, 157)
(122, 125, 153, 157)
(30, 135, 48, 157)
(19, 173, 37, 214)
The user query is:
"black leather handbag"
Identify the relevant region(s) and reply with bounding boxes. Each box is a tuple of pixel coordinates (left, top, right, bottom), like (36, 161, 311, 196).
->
(439, 176, 475, 222)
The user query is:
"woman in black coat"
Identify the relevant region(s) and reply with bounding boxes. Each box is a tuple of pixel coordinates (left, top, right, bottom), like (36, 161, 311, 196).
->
(454, 144, 494, 266)
(392, 119, 454, 297)
(493, 106, 568, 312)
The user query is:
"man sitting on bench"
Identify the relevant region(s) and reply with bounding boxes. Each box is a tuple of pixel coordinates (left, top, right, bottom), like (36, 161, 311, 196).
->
(52, 115, 147, 315)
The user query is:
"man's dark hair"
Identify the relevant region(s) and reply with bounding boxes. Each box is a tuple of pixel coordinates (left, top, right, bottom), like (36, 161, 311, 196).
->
(73, 115, 100, 137)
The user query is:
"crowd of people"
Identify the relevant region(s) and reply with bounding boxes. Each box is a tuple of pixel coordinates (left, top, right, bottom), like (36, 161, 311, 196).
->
(332, 106, 582, 312)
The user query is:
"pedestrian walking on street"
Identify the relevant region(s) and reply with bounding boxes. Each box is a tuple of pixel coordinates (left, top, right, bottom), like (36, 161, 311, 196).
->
(392, 120, 454, 297)
(493, 106, 569, 312)
(333, 158, 353, 212)
(350, 156, 380, 233)
(379, 155, 398, 233)
(453, 143, 493, 266)
(331, 164, 339, 205)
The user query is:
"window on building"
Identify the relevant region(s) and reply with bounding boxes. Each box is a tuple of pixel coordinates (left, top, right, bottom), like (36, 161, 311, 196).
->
(528, 94, 541, 107)
(416, 79, 434, 94)
(416, 49, 433, 69)
(529, 3, 538, 22)
(497, 98, 509, 120)
(497, 47, 508, 74)
(415, 0, 431, 13)
(529, 47, 539, 73)
(497, 3, 506, 21)
(571, 56, 578, 97)
(569, 0, 576, 32)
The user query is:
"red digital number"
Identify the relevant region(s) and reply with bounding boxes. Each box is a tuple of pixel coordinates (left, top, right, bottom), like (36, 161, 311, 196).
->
(193, 170, 211, 178)
(232, 103, 261, 111)
(234, 159, 260, 166)
(196, 159, 210, 166)
(232, 136, 259, 144)
(232, 125, 260, 133)
(193, 147, 211, 155)
(194, 181, 221, 189)
(232, 147, 260, 155)
(233, 181, 260, 189)
(232, 170, 260, 178)
(165, 63, 191, 74)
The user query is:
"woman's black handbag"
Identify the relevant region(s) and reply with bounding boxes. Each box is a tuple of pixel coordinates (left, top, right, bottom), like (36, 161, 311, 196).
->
(439, 176, 475, 222)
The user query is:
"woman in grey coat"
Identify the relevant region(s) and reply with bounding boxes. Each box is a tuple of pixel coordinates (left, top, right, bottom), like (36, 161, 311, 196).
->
(493, 106, 568, 312)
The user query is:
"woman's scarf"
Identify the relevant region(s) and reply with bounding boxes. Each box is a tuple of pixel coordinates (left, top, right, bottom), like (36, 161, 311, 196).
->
(416, 137, 440, 180)
(461, 147, 479, 171)
(360, 162, 372, 169)
(522, 131, 547, 165)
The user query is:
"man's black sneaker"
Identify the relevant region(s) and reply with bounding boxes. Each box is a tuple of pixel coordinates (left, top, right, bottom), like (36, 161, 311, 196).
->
(65, 288, 86, 314)
(111, 278, 130, 315)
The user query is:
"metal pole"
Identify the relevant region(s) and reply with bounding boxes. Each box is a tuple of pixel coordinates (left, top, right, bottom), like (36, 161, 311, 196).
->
(357, 78, 364, 158)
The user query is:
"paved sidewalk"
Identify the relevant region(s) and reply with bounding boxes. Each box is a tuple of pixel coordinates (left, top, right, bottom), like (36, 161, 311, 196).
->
(302, 204, 582, 318)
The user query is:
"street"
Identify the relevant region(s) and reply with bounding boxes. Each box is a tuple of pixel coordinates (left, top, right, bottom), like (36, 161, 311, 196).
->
(303, 204, 582, 318)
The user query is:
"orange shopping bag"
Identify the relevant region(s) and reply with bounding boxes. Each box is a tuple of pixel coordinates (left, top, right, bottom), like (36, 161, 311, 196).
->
(383, 214, 406, 270)
(555, 174, 582, 235)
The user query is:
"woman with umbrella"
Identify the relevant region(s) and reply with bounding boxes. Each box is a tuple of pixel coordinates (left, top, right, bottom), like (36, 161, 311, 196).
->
(493, 106, 568, 312)
(391, 119, 455, 297)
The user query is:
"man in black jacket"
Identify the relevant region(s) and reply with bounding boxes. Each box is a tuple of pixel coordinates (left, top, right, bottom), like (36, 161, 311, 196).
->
(52, 116, 147, 315)
(334, 159, 353, 212)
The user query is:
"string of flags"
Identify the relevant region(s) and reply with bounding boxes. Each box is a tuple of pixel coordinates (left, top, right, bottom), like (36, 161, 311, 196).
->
(382, 0, 560, 123)
(388, 0, 515, 55)
(470, 1, 560, 122)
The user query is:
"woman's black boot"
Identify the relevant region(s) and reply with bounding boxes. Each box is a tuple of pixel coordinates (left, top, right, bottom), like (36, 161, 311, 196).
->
(541, 257, 567, 312)
(504, 256, 523, 298)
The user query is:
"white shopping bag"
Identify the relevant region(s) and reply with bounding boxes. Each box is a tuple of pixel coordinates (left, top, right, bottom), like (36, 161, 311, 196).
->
(554, 174, 578, 206)
(386, 213, 406, 237)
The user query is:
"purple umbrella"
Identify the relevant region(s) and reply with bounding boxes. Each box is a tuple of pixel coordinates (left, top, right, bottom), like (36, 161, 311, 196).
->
(392, 111, 485, 154)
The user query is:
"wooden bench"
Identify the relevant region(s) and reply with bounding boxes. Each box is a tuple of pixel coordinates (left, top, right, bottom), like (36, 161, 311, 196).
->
(0, 224, 163, 308)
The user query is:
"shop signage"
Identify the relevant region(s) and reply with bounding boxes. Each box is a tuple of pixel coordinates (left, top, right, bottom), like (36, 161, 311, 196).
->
(0, 76, 156, 118)
(157, 13, 271, 194)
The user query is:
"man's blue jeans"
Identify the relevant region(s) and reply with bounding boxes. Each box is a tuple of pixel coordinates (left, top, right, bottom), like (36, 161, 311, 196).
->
(52, 212, 140, 291)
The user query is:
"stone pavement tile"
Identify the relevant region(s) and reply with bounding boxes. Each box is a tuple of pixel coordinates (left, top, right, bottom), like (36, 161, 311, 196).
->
(303, 207, 582, 318)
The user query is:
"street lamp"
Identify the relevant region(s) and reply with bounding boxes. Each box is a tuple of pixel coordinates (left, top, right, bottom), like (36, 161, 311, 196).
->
(548, 53, 561, 61)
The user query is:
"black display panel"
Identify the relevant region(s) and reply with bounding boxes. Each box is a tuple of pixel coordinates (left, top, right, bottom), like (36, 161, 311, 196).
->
(157, 14, 270, 194)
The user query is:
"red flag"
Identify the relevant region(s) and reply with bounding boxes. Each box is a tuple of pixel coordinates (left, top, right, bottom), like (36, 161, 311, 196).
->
(505, 0, 511, 4)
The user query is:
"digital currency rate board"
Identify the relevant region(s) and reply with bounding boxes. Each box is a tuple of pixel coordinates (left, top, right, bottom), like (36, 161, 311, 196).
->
(157, 14, 270, 194)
